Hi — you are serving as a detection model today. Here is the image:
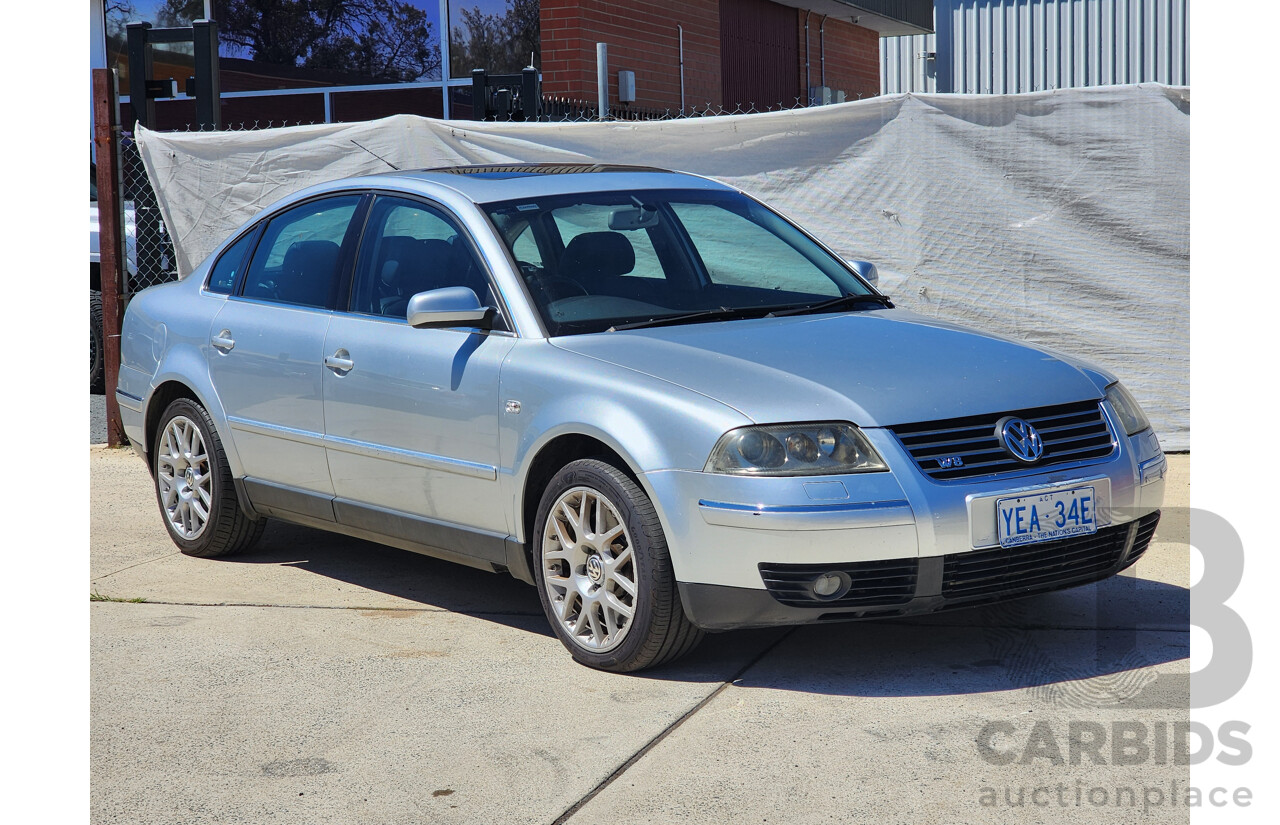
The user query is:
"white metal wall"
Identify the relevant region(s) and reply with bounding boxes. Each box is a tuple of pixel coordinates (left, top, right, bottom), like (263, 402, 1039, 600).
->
(881, 0, 1189, 94)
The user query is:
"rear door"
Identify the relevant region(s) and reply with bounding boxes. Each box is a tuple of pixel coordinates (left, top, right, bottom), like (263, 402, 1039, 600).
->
(208, 194, 365, 501)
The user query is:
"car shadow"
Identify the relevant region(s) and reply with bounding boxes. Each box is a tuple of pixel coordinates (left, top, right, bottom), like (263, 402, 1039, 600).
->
(227, 519, 552, 635)
(716, 575, 1189, 706)
(227, 519, 1188, 703)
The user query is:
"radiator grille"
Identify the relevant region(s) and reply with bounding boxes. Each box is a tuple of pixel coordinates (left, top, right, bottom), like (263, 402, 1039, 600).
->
(890, 400, 1116, 482)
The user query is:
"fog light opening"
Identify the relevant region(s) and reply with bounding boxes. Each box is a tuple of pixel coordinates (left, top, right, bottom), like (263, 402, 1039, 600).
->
(811, 571, 851, 600)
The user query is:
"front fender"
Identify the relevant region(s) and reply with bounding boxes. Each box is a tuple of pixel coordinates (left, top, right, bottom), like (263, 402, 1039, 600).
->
(500, 341, 750, 542)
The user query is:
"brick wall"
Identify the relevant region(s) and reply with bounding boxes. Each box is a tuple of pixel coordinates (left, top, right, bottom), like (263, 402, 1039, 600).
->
(798, 13, 880, 101)
(793, 11, 881, 102)
(540, 0, 721, 111)
(540, 1, 881, 112)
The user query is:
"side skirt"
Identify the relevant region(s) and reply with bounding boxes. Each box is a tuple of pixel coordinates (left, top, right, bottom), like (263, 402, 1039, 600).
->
(240, 477, 518, 576)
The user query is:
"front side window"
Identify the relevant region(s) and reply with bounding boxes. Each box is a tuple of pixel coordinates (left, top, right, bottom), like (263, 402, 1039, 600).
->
(242, 196, 361, 309)
(484, 189, 873, 335)
(350, 196, 496, 322)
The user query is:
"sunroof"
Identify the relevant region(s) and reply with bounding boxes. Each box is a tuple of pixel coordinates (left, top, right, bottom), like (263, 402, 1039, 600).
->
(421, 163, 671, 176)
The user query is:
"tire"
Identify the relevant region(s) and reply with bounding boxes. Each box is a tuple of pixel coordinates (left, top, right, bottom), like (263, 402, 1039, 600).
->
(533, 458, 703, 672)
(90, 290, 104, 394)
(152, 397, 265, 558)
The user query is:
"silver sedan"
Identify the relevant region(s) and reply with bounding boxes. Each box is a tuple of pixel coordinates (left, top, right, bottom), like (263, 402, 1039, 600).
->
(117, 165, 1166, 671)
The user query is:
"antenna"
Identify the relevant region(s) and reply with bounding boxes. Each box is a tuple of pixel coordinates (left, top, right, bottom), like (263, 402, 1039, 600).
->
(350, 139, 400, 171)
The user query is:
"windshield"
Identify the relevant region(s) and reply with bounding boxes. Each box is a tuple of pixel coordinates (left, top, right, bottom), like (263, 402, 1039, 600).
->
(482, 189, 878, 335)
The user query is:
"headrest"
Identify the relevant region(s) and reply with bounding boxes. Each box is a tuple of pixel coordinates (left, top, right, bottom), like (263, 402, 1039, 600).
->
(559, 231, 635, 281)
(279, 240, 341, 306)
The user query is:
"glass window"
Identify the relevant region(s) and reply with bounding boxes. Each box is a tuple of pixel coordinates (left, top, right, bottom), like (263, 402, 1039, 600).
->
(448, 0, 540, 78)
(551, 205, 665, 279)
(483, 189, 871, 336)
(671, 203, 842, 295)
(510, 223, 542, 267)
(350, 196, 495, 321)
(106, 2, 444, 95)
(206, 230, 258, 294)
(242, 196, 361, 308)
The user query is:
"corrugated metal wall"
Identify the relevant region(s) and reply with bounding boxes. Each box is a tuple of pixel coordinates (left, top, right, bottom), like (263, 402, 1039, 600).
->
(881, 0, 1189, 94)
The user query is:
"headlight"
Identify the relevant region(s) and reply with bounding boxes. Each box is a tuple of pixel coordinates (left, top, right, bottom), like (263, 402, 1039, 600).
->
(704, 423, 887, 476)
(1105, 382, 1151, 436)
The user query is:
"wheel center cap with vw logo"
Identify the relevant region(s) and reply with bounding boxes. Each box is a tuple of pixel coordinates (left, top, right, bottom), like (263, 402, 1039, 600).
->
(996, 416, 1044, 463)
(586, 555, 605, 584)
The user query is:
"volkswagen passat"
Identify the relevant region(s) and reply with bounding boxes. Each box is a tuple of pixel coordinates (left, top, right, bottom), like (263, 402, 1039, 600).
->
(116, 165, 1166, 671)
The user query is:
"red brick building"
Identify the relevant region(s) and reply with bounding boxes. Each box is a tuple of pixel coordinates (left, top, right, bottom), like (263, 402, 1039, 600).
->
(540, 0, 933, 112)
(97, 1, 932, 129)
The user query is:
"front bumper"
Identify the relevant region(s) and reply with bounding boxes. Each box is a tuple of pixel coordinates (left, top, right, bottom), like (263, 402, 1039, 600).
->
(680, 511, 1161, 630)
(644, 410, 1166, 630)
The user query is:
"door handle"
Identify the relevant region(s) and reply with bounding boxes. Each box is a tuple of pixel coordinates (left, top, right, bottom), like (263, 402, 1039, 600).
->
(211, 330, 235, 352)
(325, 349, 354, 373)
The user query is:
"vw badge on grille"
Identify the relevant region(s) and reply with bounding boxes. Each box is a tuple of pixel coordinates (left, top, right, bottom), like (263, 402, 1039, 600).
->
(996, 416, 1044, 463)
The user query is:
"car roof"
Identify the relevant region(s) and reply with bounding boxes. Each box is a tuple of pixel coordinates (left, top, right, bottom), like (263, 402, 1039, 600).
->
(335, 163, 734, 204)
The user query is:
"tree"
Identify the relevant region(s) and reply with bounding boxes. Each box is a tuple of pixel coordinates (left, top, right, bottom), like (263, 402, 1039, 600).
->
(156, 1, 205, 27)
(450, 0, 539, 77)
(153, 0, 441, 82)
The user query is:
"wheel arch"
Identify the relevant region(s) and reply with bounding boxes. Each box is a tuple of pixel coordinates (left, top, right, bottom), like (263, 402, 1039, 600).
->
(518, 431, 643, 551)
(143, 373, 239, 478)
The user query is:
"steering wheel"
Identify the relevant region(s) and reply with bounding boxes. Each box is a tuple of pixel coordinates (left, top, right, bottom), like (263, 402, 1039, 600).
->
(519, 261, 589, 302)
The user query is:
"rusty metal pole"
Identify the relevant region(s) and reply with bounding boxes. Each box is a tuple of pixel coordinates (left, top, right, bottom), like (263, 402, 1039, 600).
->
(93, 68, 128, 448)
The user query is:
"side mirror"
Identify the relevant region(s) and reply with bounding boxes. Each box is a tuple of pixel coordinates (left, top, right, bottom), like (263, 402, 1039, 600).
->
(845, 260, 879, 286)
(406, 286, 491, 329)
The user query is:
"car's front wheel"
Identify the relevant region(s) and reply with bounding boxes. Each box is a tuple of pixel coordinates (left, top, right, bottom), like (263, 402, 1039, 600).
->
(533, 459, 703, 672)
(152, 397, 265, 558)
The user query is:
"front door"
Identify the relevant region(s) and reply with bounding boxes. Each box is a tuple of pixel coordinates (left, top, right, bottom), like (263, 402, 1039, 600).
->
(321, 195, 515, 555)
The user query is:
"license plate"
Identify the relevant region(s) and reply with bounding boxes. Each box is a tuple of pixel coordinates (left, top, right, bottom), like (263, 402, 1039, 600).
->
(996, 486, 1097, 548)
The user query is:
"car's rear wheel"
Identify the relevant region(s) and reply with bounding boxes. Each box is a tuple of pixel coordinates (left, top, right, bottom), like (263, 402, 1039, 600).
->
(153, 397, 265, 558)
(533, 459, 703, 672)
(90, 290, 104, 394)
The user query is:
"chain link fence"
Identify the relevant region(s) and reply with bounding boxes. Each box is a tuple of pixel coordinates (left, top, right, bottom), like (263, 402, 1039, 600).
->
(537, 96, 815, 122)
(120, 135, 176, 293)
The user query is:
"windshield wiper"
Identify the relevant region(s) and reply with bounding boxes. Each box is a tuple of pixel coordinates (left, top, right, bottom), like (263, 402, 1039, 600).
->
(767, 292, 894, 317)
(609, 306, 761, 331)
(606, 293, 893, 331)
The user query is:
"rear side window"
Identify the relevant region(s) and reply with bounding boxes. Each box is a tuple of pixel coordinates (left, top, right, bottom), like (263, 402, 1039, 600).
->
(205, 231, 257, 294)
(242, 196, 361, 309)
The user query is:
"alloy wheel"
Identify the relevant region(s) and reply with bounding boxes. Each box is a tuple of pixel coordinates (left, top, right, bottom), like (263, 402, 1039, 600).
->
(156, 415, 213, 540)
(541, 486, 638, 652)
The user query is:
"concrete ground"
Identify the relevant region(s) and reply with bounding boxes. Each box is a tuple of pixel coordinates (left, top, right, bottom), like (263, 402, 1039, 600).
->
(90, 392, 107, 445)
(91, 446, 1190, 825)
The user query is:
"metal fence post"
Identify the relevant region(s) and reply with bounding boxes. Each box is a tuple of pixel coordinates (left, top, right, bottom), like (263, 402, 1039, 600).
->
(192, 19, 222, 130)
(93, 68, 127, 448)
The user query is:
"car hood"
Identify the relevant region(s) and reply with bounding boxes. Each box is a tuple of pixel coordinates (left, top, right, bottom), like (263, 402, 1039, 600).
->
(549, 309, 1104, 427)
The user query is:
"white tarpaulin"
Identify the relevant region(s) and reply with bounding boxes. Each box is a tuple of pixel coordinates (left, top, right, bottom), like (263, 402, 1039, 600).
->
(137, 83, 1189, 448)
